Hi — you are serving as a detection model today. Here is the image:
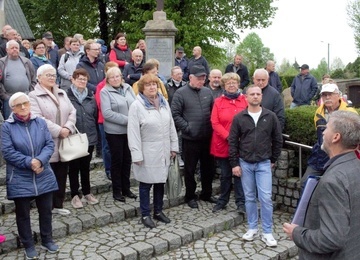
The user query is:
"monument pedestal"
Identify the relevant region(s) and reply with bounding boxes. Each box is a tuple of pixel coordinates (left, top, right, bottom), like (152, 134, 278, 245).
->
(143, 11, 178, 80)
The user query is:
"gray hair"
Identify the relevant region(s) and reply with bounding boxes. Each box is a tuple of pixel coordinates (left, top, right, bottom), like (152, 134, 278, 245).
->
(330, 111, 360, 149)
(6, 40, 19, 49)
(37, 64, 56, 78)
(253, 68, 269, 78)
(9, 92, 30, 108)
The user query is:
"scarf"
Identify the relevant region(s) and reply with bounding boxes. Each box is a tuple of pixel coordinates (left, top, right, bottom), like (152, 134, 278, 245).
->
(223, 90, 241, 100)
(33, 54, 48, 61)
(139, 93, 160, 110)
(13, 112, 31, 122)
(71, 84, 88, 103)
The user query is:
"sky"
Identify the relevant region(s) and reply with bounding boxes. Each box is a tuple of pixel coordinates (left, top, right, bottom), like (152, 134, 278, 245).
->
(241, 0, 357, 69)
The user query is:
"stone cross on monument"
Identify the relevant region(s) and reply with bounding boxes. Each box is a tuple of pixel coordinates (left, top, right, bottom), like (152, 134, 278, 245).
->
(143, 0, 177, 80)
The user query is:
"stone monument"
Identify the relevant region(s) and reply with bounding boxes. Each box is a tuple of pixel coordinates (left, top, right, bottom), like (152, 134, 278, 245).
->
(0, 0, 5, 29)
(142, 0, 178, 80)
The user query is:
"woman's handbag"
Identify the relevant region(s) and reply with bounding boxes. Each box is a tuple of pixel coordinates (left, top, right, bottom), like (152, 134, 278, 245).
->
(165, 155, 183, 199)
(58, 124, 89, 162)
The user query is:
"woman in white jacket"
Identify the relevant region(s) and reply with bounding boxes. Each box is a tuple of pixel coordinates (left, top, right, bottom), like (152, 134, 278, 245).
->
(127, 74, 178, 229)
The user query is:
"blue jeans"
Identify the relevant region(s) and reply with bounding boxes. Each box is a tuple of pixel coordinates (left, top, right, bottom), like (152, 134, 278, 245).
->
(290, 102, 299, 109)
(217, 157, 245, 207)
(14, 192, 53, 248)
(240, 158, 273, 234)
(139, 182, 164, 217)
(99, 124, 111, 175)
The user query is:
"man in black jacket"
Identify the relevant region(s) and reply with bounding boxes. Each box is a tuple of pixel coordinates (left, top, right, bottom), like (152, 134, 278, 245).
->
(228, 85, 282, 247)
(225, 54, 249, 89)
(171, 65, 216, 209)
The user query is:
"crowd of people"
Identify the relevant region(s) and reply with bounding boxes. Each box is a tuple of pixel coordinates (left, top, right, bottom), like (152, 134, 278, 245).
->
(1, 23, 360, 259)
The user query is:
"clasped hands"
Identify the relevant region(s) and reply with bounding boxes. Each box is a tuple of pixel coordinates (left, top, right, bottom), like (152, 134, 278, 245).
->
(31, 158, 43, 174)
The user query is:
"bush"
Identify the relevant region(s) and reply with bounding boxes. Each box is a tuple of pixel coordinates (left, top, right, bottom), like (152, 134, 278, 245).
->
(284, 106, 317, 146)
(280, 76, 294, 89)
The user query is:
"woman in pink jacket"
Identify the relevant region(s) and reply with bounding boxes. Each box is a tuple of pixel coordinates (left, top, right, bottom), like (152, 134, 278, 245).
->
(210, 73, 248, 214)
(29, 64, 76, 216)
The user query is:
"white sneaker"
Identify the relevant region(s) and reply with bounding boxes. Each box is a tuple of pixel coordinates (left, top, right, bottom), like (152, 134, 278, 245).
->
(71, 195, 84, 209)
(242, 229, 258, 241)
(178, 156, 184, 168)
(83, 194, 99, 205)
(262, 233, 277, 247)
(52, 208, 71, 215)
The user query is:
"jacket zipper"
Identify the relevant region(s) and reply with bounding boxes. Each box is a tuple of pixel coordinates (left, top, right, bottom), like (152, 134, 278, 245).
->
(25, 123, 39, 196)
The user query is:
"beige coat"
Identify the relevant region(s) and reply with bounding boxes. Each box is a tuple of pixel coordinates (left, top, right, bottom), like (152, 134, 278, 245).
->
(29, 83, 76, 162)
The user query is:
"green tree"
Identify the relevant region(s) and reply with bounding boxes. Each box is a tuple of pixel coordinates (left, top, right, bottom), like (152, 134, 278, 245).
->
(236, 32, 274, 76)
(347, 0, 360, 54)
(19, 0, 277, 65)
(310, 58, 328, 81)
(278, 58, 298, 76)
(330, 57, 345, 71)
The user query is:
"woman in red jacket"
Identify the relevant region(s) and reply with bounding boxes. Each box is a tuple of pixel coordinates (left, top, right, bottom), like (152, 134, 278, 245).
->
(109, 33, 132, 71)
(210, 73, 248, 214)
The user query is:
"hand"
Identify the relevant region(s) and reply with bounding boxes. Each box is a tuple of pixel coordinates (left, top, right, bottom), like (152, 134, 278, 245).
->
(232, 166, 242, 177)
(283, 222, 298, 240)
(31, 158, 42, 171)
(271, 163, 275, 168)
(34, 167, 44, 174)
(134, 161, 143, 166)
(170, 151, 177, 158)
(59, 127, 70, 138)
(127, 75, 130, 79)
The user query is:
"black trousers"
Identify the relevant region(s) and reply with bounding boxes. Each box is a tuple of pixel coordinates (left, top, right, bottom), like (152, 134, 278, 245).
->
(106, 133, 132, 196)
(182, 138, 215, 202)
(68, 146, 94, 198)
(50, 161, 69, 209)
(14, 192, 53, 248)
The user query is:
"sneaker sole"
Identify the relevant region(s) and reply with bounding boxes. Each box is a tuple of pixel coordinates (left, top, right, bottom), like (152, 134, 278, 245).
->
(24, 252, 38, 260)
(261, 237, 277, 247)
(242, 233, 258, 241)
(40, 245, 59, 254)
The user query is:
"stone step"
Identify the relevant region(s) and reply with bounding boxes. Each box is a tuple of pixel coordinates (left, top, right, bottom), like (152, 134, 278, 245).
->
(0, 178, 221, 255)
(0, 208, 297, 260)
(153, 210, 298, 260)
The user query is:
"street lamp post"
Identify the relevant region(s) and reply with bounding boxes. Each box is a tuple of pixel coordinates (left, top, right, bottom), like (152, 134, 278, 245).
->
(321, 41, 330, 74)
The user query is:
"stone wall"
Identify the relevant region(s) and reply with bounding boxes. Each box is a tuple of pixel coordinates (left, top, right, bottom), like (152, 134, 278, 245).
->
(272, 149, 300, 214)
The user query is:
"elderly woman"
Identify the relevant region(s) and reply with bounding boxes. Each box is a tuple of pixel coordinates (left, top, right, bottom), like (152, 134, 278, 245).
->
(30, 40, 54, 73)
(109, 33, 132, 71)
(128, 74, 178, 229)
(1, 92, 59, 259)
(29, 64, 76, 216)
(67, 69, 99, 209)
(100, 67, 136, 202)
(210, 73, 248, 214)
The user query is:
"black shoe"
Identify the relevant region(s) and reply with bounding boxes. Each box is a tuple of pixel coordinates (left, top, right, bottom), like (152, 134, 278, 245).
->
(187, 199, 199, 209)
(106, 173, 111, 180)
(113, 194, 126, 202)
(201, 196, 217, 204)
(212, 204, 225, 213)
(154, 212, 171, 223)
(237, 205, 246, 214)
(123, 191, 137, 200)
(141, 216, 156, 228)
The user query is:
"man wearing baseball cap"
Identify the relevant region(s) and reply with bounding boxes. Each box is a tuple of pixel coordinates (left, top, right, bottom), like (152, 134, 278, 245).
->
(42, 32, 59, 68)
(171, 65, 216, 209)
(175, 46, 188, 81)
(290, 64, 318, 108)
(300, 82, 358, 192)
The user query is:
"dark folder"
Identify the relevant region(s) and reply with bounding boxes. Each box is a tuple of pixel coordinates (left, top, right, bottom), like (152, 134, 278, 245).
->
(292, 176, 320, 226)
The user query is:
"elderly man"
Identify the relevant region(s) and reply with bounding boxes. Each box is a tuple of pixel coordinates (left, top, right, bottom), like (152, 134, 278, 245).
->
(284, 111, 360, 259)
(76, 40, 105, 93)
(186, 46, 210, 80)
(122, 49, 144, 86)
(165, 66, 187, 107)
(225, 54, 250, 89)
(206, 69, 223, 100)
(300, 83, 358, 191)
(171, 65, 216, 209)
(0, 28, 30, 58)
(0, 40, 36, 119)
(290, 64, 318, 108)
(265, 60, 282, 93)
(229, 84, 282, 247)
(248, 69, 285, 131)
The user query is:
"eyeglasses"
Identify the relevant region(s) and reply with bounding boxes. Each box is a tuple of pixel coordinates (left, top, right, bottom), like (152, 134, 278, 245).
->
(12, 101, 30, 109)
(36, 46, 46, 49)
(76, 77, 88, 82)
(44, 73, 57, 79)
(225, 81, 238, 86)
(108, 75, 122, 80)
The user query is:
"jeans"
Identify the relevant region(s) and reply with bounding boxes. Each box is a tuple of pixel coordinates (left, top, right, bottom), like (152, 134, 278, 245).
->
(106, 133, 131, 196)
(14, 192, 53, 248)
(68, 145, 94, 197)
(139, 182, 164, 217)
(240, 158, 273, 234)
(98, 124, 111, 175)
(50, 161, 69, 209)
(217, 157, 245, 207)
(182, 138, 215, 201)
(290, 102, 299, 109)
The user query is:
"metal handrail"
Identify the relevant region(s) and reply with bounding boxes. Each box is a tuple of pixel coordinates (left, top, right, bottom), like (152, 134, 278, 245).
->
(282, 134, 313, 180)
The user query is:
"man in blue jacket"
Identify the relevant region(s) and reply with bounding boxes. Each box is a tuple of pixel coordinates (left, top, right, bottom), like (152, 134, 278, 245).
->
(290, 64, 318, 108)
